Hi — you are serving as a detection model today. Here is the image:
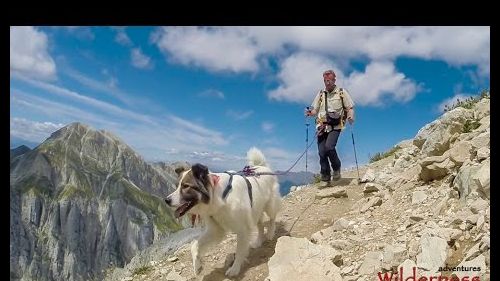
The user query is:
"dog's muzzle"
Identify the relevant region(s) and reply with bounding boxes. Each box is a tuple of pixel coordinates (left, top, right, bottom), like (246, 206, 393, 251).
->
(165, 196, 197, 218)
(173, 200, 196, 218)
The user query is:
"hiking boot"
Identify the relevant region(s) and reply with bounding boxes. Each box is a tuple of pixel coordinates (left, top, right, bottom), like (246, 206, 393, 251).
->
(332, 170, 341, 181)
(320, 174, 330, 182)
(318, 180, 330, 189)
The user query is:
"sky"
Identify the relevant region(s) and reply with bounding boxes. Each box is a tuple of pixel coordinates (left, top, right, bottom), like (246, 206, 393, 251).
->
(10, 26, 490, 173)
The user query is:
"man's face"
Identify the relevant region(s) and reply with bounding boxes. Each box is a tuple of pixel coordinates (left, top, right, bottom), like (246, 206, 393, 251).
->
(323, 73, 336, 90)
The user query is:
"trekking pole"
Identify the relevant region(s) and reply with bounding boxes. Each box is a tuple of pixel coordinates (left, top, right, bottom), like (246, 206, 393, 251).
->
(305, 107, 311, 173)
(349, 123, 361, 184)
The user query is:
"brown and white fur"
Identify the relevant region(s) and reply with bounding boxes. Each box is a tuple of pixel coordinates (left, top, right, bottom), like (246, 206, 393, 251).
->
(165, 147, 282, 277)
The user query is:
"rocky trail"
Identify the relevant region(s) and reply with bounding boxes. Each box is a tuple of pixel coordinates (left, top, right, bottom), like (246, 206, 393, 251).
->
(107, 96, 490, 281)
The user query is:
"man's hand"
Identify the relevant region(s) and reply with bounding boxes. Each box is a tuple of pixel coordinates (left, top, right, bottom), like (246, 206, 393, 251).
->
(347, 108, 355, 125)
(316, 124, 326, 136)
(305, 108, 317, 116)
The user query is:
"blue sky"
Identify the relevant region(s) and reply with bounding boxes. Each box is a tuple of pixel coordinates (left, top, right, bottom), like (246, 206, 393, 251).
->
(10, 26, 490, 173)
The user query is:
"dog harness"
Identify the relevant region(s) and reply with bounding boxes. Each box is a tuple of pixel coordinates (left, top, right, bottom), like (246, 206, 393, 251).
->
(222, 173, 253, 207)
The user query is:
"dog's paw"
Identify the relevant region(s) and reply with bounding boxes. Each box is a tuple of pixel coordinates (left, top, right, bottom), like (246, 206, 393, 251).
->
(225, 263, 241, 277)
(193, 257, 202, 275)
(266, 224, 276, 240)
(224, 253, 235, 268)
(265, 232, 275, 241)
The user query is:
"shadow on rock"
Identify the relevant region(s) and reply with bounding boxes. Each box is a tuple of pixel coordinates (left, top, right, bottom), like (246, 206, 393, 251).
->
(202, 222, 288, 281)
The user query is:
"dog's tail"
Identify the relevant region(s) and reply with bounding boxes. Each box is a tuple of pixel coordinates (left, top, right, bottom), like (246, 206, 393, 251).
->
(247, 147, 268, 167)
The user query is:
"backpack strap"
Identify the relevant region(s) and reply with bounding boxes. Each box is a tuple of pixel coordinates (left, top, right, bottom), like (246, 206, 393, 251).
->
(323, 90, 328, 113)
(339, 88, 346, 110)
(323, 87, 346, 111)
(338, 88, 350, 127)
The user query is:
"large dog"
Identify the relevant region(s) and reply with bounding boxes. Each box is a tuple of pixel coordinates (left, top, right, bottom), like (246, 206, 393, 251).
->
(165, 147, 282, 277)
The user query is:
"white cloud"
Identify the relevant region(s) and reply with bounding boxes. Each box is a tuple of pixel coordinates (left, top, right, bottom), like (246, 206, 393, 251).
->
(437, 93, 476, 113)
(151, 26, 488, 106)
(253, 26, 490, 73)
(168, 115, 228, 146)
(13, 75, 156, 124)
(264, 147, 293, 159)
(152, 26, 489, 77)
(343, 61, 421, 106)
(10, 26, 56, 81)
(153, 27, 259, 73)
(198, 89, 225, 99)
(187, 151, 240, 163)
(114, 28, 133, 46)
(268, 53, 421, 107)
(226, 110, 254, 121)
(11, 85, 309, 171)
(63, 27, 95, 40)
(115, 124, 234, 167)
(268, 52, 335, 104)
(131, 48, 153, 69)
(60, 66, 168, 117)
(261, 147, 309, 171)
(11, 89, 120, 128)
(64, 67, 139, 106)
(262, 122, 274, 133)
(10, 117, 64, 143)
(11, 88, 232, 163)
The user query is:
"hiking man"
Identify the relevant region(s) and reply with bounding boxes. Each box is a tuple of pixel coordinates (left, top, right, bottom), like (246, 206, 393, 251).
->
(305, 69, 355, 187)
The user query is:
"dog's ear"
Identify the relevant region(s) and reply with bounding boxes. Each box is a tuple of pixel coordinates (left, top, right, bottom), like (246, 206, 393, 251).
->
(191, 163, 210, 203)
(175, 166, 187, 177)
(191, 163, 209, 181)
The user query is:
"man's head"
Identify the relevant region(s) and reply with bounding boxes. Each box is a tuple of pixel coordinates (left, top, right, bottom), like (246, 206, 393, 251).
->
(323, 70, 336, 91)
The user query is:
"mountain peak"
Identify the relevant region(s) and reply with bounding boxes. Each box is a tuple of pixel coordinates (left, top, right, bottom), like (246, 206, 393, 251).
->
(47, 121, 91, 140)
(60, 121, 91, 132)
(10, 145, 31, 160)
(45, 122, 126, 147)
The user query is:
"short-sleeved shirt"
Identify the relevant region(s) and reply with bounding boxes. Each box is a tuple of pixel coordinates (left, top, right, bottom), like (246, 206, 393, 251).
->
(311, 86, 355, 130)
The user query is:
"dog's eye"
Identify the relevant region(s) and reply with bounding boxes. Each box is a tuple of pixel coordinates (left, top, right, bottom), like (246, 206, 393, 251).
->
(182, 183, 190, 189)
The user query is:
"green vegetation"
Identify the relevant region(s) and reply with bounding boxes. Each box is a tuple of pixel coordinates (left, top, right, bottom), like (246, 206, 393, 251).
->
(57, 183, 94, 200)
(119, 179, 182, 234)
(132, 265, 152, 276)
(312, 174, 322, 184)
(39, 138, 108, 178)
(369, 146, 401, 163)
(38, 140, 71, 169)
(130, 216, 145, 226)
(443, 89, 490, 112)
(440, 89, 487, 134)
(21, 133, 183, 235)
(18, 175, 53, 198)
(55, 168, 96, 201)
(463, 118, 481, 133)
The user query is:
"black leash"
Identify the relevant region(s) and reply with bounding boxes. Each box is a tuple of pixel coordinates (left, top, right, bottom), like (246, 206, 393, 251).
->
(287, 197, 317, 235)
(221, 131, 317, 207)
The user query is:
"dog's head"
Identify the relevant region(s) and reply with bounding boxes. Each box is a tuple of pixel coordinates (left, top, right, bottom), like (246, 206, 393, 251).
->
(165, 163, 211, 218)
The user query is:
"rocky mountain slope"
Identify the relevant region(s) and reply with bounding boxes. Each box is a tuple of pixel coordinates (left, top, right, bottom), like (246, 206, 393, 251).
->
(10, 122, 182, 281)
(104, 95, 490, 281)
